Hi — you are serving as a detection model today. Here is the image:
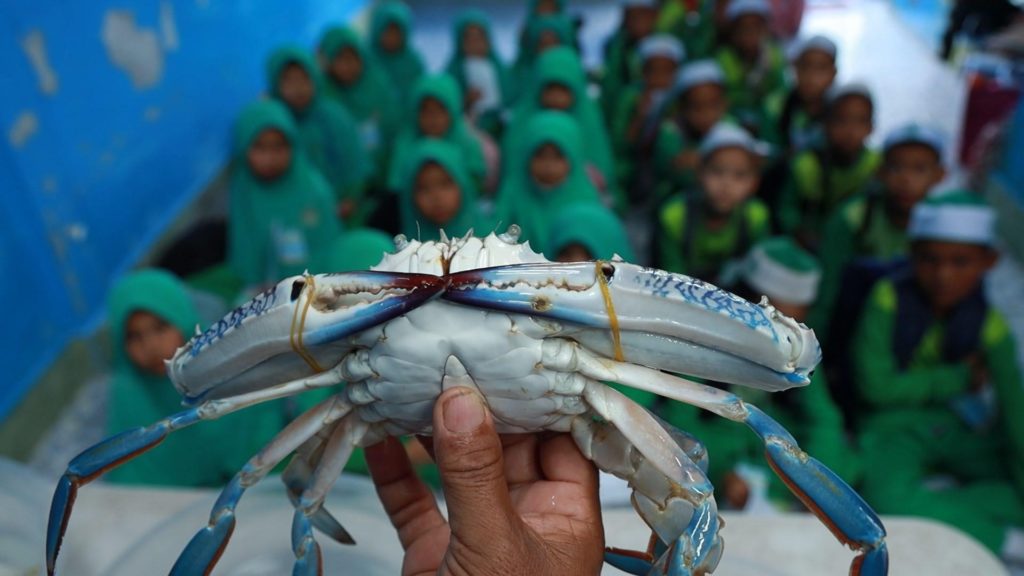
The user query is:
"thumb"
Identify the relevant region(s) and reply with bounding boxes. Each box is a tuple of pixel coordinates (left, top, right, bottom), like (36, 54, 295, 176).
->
(433, 387, 517, 549)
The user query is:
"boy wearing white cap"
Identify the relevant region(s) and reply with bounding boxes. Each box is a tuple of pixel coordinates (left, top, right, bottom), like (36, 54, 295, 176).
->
(656, 122, 770, 282)
(660, 237, 859, 510)
(601, 0, 659, 122)
(714, 0, 787, 136)
(778, 82, 881, 252)
(764, 35, 838, 155)
(810, 123, 947, 339)
(854, 192, 1024, 560)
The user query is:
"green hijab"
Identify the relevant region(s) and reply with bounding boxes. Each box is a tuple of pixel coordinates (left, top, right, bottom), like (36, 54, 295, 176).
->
(548, 202, 636, 261)
(511, 14, 576, 101)
(398, 138, 481, 239)
(369, 1, 426, 102)
(445, 9, 510, 106)
(321, 228, 396, 272)
(388, 74, 486, 190)
(228, 99, 342, 286)
(106, 269, 285, 486)
(266, 45, 369, 203)
(497, 111, 603, 254)
(318, 26, 400, 155)
(506, 47, 616, 197)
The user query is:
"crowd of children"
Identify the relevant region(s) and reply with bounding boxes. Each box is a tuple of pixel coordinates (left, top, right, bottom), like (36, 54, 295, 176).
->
(104, 0, 1024, 565)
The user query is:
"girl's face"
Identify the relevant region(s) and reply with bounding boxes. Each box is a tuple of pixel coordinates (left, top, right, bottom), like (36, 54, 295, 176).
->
(730, 14, 767, 59)
(556, 242, 593, 263)
(462, 24, 490, 58)
(379, 22, 405, 53)
(536, 30, 562, 54)
(699, 147, 760, 216)
(540, 83, 574, 110)
(124, 310, 185, 376)
(418, 97, 452, 137)
(414, 162, 462, 225)
(329, 47, 363, 85)
(534, 0, 560, 16)
(794, 50, 836, 104)
(530, 143, 570, 189)
(644, 56, 678, 91)
(278, 63, 315, 112)
(681, 84, 727, 137)
(247, 129, 292, 181)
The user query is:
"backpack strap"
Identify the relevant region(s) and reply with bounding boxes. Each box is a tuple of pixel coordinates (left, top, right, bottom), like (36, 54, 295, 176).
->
(892, 272, 989, 370)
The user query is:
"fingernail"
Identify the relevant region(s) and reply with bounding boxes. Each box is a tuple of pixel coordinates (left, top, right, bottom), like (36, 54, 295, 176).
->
(443, 390, 485, 434)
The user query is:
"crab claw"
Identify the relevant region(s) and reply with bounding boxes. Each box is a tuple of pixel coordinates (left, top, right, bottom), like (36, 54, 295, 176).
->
(170, 271, 446, 403)
(444, 262, 819, 391)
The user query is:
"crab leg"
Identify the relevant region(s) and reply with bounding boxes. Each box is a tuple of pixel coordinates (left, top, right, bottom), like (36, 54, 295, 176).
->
(572, 381, 723, 576)
(169, 394, 352, 575)
(281, 432, 355, 546)
(46, 364, 347, 575)
(571, 348, 888, 576)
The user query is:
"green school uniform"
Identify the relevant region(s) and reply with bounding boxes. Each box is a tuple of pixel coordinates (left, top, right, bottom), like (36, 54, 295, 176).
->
(397, 139, 483, 240)
(228, 100, 342, 287)
(777, 146, 882, 251)
(319, 26, 401, 185)
(503, 47, 619, 209)
(369, 1, 426, 105)
(855, 278, 1024, 553)
(106, 270, 285, 486)
(496, 111, 603, 254)
(388, 74, 486, 192)
(762, 88, 826, 154)
(267, 46, 369, 212)
(657, 195, 770, 282)
(547, 202, 636, 262)
(715, 43, 788, 135)
(809, 190, 911, 338)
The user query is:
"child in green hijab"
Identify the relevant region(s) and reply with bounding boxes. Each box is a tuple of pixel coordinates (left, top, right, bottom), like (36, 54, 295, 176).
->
(497, 111, 603, 254)
(228, 99, 342, 289)
(106, 269, 285, 486)
(267, 45, 369, 224)
(504, 47, 618, 209)
(388, 74, 487, 194)
(547, 202, 636, 263)
(369, 1, 426, 105)
(510, 14, 575, 103)
(319, 26, 401, 186)
(445, 9, 510, 131)
(399, 139, 482, 240)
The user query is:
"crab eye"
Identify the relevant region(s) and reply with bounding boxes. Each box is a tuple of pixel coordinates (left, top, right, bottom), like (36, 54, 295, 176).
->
(600, 262, 616, 283)
(290, 280, 306, 301)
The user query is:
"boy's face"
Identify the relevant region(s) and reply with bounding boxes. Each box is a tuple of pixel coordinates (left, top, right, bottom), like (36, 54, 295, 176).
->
(624, 6, 658, 40)
(530, 143, 571, 189)
(826, 95, 873, 159)
(794, 50, 836, 104)
(418, 97, 452, 137)
(556, 242, 594, 263)
(730, 14, 767, 58)
(912, 241, 996, 315)
(379, 22, 405, 53)
(414, 162, 462, 225)
(278, 63, 315, 113)
(699, 147, 760, 216)
(462, 24, 490, 57)
(540, 82, 574, 110)
(644, 56, 678, 91)
(329, 47, 363, 85)
(681, 84, 727, 137)
(247, 129, 292, 181)
(881, 143, 945, 215)
(124, 311, 185, 376)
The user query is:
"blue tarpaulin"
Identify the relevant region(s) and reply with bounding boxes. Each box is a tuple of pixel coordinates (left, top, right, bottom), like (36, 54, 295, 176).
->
(1, 1, 366, 420)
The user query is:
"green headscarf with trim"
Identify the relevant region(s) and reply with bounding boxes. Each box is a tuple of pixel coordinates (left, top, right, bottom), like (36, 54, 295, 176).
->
(548, 202, 636, 261)
(388, 74, 486, 191)
(505, 47, 617, 203)
(266, 45, 369, 204)
(106, 269, 285, 485)
(445, 9, 510, 108)
(497, 111, 603, 254)
(399, 138, 481, 240)
(228, 99, 342, 286)
(369, 1, 426, 102)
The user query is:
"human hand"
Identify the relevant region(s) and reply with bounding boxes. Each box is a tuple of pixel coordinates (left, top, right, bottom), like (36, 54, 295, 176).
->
(365, 387, 605, 576)
(722, 471, 750, 510)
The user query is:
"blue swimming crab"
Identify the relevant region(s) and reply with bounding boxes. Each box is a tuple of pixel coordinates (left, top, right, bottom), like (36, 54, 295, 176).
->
(46, 227, 887, 575)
